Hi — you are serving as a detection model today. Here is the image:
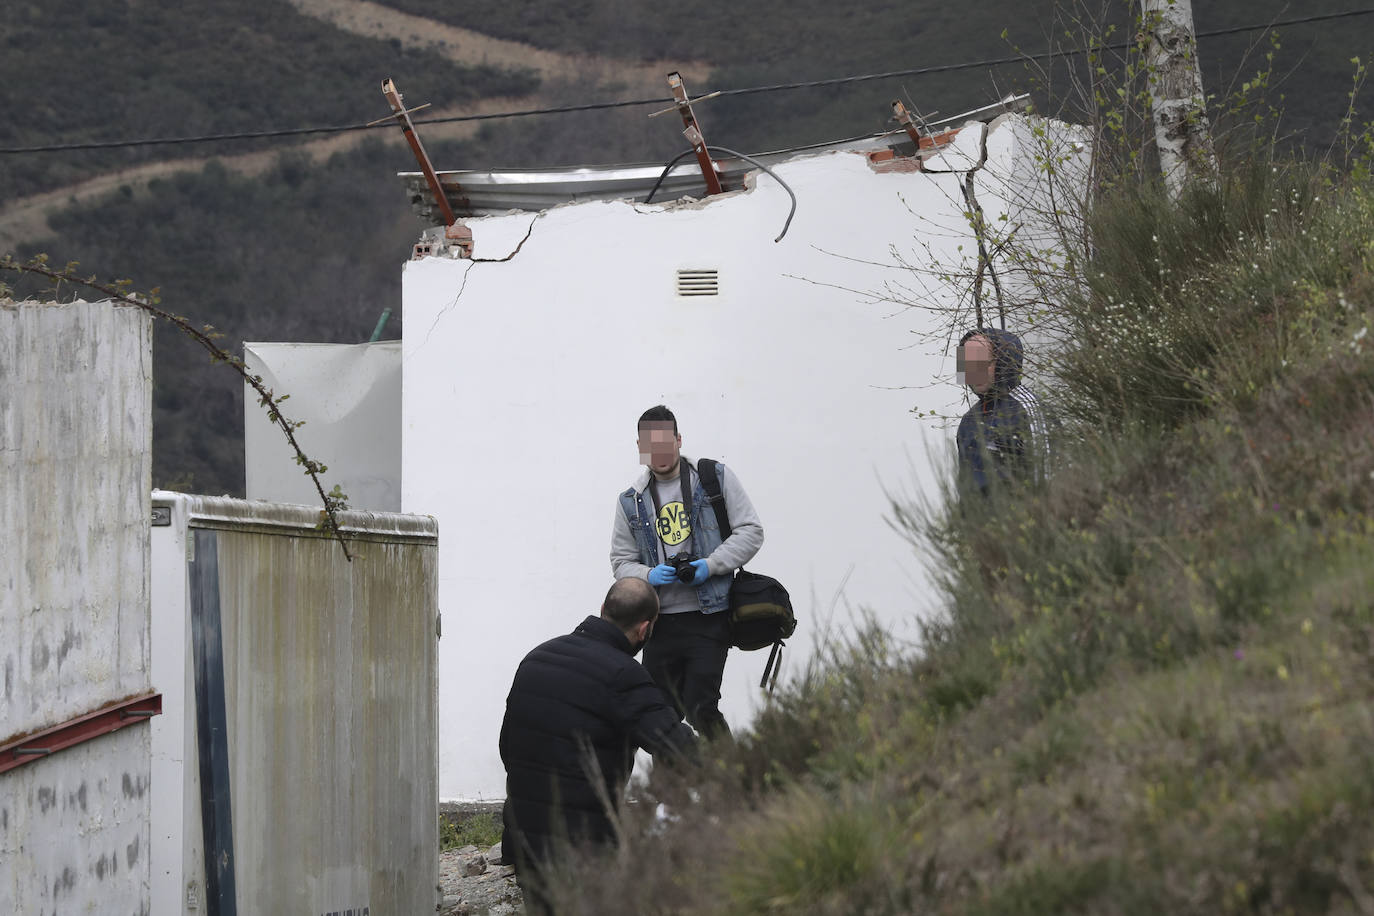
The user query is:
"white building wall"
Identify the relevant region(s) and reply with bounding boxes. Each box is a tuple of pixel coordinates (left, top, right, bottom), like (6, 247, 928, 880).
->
(0, 299, 153, 913)
(400, 116, 1086, 800)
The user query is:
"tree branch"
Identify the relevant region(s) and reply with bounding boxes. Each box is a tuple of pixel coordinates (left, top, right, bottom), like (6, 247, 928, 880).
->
(1, 254, 354, 561)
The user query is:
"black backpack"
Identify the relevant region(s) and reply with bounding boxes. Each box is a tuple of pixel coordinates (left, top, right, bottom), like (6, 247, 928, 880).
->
(697, 459, 797, 691)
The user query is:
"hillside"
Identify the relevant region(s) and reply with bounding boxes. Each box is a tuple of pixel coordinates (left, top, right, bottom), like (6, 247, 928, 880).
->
(1, 0, 1370, 494)
(522, 135, 1374, 914)
(0, 0, 539, 201)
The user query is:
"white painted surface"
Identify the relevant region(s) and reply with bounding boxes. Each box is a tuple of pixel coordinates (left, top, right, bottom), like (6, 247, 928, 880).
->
(400, 115, 1087, 800)
(149, 494, 204, 916)
(1, 728, 153, 916)
(243, 341, 402, 511)
(0, 299, 153, 913)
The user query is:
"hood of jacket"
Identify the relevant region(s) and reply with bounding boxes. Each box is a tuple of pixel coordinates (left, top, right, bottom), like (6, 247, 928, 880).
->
(630, 456, 696, 495)
(959, 327, 1024, 398)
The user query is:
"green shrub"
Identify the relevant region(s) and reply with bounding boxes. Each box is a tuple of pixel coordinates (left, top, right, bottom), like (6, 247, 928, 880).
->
(725, 792, 898, 915)
(440, 811, 502, 850)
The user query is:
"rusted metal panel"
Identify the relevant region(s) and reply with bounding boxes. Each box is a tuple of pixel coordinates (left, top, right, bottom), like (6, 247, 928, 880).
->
(150, 492, 439, 916)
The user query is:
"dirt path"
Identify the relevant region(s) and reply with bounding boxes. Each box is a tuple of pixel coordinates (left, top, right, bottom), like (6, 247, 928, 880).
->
(285, 0, 707, 87)
(0, 0, 709, 252)
(0, 95, 521, 252)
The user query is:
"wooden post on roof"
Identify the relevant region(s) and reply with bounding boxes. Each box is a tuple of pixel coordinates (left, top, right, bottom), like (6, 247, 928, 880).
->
(667, 72, 724, 196)
(381, 78, 457, 226)
(891, 100, 925, 147)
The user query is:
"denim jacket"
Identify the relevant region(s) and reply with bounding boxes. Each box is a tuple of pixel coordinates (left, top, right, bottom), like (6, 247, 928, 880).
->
(612, 460, 763, 614)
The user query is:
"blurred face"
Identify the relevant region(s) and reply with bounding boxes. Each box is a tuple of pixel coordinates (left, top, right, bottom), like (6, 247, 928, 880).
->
(958, 335, 996, 395)
(637, 421, 682, 479)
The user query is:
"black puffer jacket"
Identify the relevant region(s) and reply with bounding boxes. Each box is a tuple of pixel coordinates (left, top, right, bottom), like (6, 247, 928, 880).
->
(499, 615, 695, 866)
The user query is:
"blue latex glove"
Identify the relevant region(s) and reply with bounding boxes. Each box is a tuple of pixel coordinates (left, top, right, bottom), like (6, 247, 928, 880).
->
(648, 564, 678, 586)
(687, 559, 711, 585)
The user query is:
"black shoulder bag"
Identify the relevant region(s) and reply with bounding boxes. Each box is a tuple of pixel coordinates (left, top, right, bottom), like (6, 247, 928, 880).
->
(697, 459, 796, 691)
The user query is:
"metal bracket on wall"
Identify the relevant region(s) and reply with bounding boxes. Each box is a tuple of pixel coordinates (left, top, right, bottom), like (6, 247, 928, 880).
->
(0, 693, 163, 774)
(891, 100, 927, 147)
(665, 72, 724, 196)
(381, 77, 457, 227)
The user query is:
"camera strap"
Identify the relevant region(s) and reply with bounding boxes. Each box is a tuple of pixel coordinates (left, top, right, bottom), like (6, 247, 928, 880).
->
(645, 457, 695, 560)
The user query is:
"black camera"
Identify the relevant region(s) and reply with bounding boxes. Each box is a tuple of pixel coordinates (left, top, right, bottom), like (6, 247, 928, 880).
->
(670, 553, 700, 584)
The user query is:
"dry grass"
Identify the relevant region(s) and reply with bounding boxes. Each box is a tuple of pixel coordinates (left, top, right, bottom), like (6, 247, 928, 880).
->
(527, 162, 1374, 915)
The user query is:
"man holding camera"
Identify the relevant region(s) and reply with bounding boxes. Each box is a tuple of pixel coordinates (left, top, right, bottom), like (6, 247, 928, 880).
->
(610, 405, 764, 739)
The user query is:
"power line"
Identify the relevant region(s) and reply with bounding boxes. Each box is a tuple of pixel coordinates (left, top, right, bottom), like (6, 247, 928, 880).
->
(3, 7, 1371, 156)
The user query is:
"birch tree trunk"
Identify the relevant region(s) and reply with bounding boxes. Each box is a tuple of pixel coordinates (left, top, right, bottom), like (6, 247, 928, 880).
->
(1141, 0, 1218, 199)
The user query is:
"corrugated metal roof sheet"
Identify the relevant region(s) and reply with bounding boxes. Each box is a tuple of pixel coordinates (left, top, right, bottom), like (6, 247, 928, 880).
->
(399, 94, 1030, 221)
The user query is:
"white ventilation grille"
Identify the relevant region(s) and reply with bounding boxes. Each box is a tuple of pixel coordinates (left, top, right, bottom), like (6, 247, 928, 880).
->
(676, 269, 719, 297)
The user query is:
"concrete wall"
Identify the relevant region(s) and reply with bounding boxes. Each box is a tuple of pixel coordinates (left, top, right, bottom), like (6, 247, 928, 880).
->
(400, 115, 1089, 799)
(149, 493, 439, 916)
(1, 299, 153, 913)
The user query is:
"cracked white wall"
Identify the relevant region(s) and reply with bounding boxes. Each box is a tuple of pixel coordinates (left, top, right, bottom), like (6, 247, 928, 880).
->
(0, 300, 153, 914)
(400, 114, 1088, 800)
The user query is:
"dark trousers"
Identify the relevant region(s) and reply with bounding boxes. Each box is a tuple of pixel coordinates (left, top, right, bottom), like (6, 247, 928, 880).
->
(515, 869, 554, 916)
(642, 610, 731, 739)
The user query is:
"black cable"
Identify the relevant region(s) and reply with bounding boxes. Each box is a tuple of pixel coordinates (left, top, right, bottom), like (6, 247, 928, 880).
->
(0, 120, 392, 153)
(2, 7, 1371, 155)
(0, 96, 676, 154)
(645, 146, 797, 242)
(708, 146, 796, 242)
(643, 150, 700, 204)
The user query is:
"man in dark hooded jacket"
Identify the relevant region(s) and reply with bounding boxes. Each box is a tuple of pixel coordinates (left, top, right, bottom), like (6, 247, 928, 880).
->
(499, 577, 696, 911)
(956, 328, 1052, 494)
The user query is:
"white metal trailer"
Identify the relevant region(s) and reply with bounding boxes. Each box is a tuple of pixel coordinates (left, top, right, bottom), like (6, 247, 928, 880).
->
(149, 492, 439, 915)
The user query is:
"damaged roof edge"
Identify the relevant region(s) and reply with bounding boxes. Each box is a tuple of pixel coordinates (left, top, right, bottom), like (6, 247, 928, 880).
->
(399, 94, 1030, 221)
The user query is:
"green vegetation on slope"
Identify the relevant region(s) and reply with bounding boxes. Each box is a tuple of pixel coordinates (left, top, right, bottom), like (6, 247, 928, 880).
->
(0, 0, 538, 199)
(530, 152, 1374, 914)
(440, 810, 503, 851)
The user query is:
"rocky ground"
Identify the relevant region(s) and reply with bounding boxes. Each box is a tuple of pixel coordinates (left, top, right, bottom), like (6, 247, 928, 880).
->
(438, 842, 525, 915)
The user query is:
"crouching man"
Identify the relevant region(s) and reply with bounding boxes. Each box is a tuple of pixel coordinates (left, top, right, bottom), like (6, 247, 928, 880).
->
(499, 578, 696, 913)
(611, 405, 764, 739)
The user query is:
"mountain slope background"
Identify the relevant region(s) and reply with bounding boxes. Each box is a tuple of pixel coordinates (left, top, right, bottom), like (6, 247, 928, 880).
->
(1, 0, 1368, 493)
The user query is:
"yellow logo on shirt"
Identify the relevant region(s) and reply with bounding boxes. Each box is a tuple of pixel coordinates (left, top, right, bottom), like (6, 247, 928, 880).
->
(657, 501, 692, 546)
